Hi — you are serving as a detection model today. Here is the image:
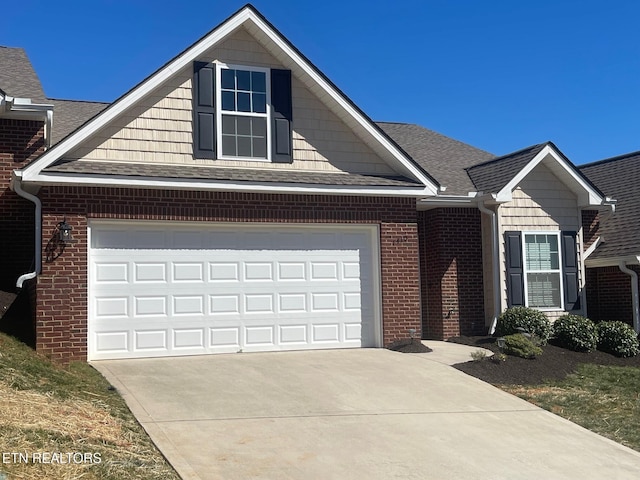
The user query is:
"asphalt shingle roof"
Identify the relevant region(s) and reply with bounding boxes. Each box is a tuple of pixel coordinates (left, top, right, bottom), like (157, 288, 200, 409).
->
(377, 122, 495, 195)
(580, 153, 640, 259)
(44, 160, 422, 187)
(0, 46, 46, 101)
(466, 143, 548, 193)
(48, 99, 108, 145)
(0, 46, 108, 145)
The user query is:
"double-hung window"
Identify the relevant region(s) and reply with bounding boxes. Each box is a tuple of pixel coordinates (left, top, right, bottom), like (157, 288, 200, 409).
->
(523, 233, 563, 310)
(505, 230, 579, 311)
(217, 64, 270, 160)
(193, 61, 292, 163)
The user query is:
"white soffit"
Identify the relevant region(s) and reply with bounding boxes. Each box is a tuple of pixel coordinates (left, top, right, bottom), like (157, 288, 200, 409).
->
(19, 6, 438, 194)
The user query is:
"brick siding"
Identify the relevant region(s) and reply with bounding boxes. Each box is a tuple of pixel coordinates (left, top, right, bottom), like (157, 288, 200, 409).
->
(36, 187, 421, 362)
(586, 266, 637, 325)
(582, 210, 599, 253)
(418, 207, 485, 339)
(0, 119, 44, 291)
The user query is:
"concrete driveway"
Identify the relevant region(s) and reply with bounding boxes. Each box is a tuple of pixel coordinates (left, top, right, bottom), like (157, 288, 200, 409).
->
(94, 348, 640, 480)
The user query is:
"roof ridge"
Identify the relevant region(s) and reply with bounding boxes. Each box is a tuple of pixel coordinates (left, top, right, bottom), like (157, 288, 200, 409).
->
(465, 142, 549, 171)
(579, 150, 640, 169)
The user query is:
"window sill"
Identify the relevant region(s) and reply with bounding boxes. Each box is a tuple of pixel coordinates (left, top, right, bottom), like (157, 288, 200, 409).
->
(218, 156, 271, 163)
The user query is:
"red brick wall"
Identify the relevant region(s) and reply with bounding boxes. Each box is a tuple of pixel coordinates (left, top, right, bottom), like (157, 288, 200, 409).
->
(582, 210, 599, 253)
(586, 266, 637, 325)
(0, 119, 44, 290)
(36, 187, 421, 362)
(419, 207, 485, 339)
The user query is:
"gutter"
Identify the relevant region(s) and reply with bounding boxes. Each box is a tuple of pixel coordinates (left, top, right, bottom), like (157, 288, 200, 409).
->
(618, 259, 640, 334)
(11, 172, 42, 289)
(477, 194, 500, 334)
(0, 95, 53, 148)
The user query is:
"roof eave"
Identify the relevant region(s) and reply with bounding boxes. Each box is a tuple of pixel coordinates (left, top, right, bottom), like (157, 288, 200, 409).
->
(0, 95, 53, 120)
(586, 255, 640, 268)
(19, 5, 438, 195)
(20, 171, 434, 198)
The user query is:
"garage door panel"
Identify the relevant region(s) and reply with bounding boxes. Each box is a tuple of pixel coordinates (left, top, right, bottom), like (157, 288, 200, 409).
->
(173, 328, 205, 349)
(95, 331, 129, 353)
(210, 263, 240, 282)
(89, 224, 378, 360)
(173, 263, 205, 282)
(134, 296, 167, 317)
(135, 330, 168, 351)
(135, 263, 167, 283)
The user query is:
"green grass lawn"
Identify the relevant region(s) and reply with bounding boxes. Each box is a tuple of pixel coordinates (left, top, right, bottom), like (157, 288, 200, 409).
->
(0, 333, 180, 480)
(504, 364, 640, 452)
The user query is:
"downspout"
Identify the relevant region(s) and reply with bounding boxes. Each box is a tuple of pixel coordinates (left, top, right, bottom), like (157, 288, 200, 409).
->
(478, 197, 500, 334)
(618, 261, 639, 334)
(11, 172, 42, 289)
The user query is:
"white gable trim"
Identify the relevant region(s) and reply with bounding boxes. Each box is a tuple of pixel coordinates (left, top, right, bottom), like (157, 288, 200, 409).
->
(495, 144, 604, 206)
(19, 6, 438, 195)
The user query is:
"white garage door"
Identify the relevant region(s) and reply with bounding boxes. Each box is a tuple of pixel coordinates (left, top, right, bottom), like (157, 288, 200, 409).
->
(88, 222, 380, 360)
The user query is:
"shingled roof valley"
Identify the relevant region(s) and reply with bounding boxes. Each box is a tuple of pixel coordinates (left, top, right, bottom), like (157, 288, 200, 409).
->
(580, 153, 640, 260)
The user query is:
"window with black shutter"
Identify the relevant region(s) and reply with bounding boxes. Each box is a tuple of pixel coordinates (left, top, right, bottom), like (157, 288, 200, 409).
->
(505, 230, 580, 311)
(192, 62, 292, 163)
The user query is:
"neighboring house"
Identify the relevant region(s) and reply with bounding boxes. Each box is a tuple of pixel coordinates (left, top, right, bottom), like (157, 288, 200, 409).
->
(0, 46, 106, 292)
(579, 154, 640, 332)
(0, 5, 619, 363)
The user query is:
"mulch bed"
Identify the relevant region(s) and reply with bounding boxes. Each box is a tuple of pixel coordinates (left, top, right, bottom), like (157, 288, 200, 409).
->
(449, 336, 640, 385)
(387, 338, 433, 353)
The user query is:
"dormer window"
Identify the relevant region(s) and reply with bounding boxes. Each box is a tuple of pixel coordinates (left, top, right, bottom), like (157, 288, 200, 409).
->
(193, 61, 292, 163)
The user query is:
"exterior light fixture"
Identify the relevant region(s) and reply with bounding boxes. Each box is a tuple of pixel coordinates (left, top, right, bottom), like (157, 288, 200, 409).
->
(58, 219, 73, 243)
(496, 337, 506, 351)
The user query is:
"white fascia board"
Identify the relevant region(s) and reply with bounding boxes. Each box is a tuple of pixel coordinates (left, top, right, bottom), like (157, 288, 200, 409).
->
(20, 6, 438, 195)
(583, 237, 601, 259)
(495, 145, 604, 206)
(586, 255, 640, 268)
(417, 193, 476, 210)
(25, 171, 433, 198)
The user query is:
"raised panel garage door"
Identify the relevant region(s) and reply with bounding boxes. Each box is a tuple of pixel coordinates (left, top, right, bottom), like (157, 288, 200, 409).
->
(88, 222, 380, 360)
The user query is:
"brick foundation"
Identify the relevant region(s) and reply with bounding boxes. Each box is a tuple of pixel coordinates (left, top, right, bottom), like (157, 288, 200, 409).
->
(36, 187, 422, 362)
(418, 207, 485, 339)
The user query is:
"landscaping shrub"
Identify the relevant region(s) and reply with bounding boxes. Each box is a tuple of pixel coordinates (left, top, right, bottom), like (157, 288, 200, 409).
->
(495, 307, 552, 344)
(552, 314, 598, 352)
(596, 321, 640, 358)
(502, 333, 543, 359)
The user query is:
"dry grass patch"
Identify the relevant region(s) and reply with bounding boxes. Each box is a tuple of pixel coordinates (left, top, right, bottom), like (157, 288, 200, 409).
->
(0, 333, 180, 480)
(502, 364, 640, 452)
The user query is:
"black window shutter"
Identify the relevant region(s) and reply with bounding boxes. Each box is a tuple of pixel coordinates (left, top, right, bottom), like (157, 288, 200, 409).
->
(561, 231, 580, 311)
(193, 62, 216, 159)
(270, 68, 293, 163)
(505, 231, 525, 307)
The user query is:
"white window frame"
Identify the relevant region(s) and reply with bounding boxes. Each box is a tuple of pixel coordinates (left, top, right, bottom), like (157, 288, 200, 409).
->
(215, 62, 272, 162)
(522, 231, 564, 311)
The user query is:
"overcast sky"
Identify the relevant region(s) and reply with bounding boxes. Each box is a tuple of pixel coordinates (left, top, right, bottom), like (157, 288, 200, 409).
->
(3, 0, 639, 164)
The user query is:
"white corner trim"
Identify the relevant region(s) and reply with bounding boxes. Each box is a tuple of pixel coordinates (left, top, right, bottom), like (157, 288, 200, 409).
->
(19, 6, 438, 195)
